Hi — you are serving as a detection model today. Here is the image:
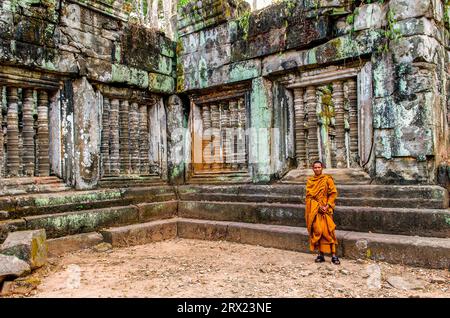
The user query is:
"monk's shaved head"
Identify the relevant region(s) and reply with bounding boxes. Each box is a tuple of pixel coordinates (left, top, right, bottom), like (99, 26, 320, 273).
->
(312, 160, 324, 176)
(312, 160, 324, 167)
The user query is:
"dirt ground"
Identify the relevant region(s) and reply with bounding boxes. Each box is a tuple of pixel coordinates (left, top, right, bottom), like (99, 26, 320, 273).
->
(8, 238, 450, 298)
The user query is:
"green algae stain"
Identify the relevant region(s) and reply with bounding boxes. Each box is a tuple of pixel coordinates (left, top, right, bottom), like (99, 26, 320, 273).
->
(34, 191, 122, 207)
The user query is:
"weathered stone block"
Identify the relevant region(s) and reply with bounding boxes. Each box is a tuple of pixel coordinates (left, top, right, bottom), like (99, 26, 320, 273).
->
(389, 0, 432, 21)
(177, 219, 229, 241)
(24, 206, 139, 238)
(353, 3, 386, 31)
(0, 229, 47, 269)
(342, 230, 450, 269)
(47, 232, 103, 257)
(101, 219, 177, 247)
(0, 219, 27, 244)
(0, 254, 31, 283)
(391, 35, 441, 64)
(149, 72, 175, 94)
(137, 201, 178, 222)
(111, 64, 149, 89)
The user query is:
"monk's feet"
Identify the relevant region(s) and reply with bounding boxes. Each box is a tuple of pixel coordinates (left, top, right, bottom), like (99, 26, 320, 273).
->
(315, 255, 325, 263)
(331, 256, 341, 265)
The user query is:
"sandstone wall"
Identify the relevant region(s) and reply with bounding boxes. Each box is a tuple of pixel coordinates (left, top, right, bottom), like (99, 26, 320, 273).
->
(176, 0, 450, 185)
(0, 0, 176, 189)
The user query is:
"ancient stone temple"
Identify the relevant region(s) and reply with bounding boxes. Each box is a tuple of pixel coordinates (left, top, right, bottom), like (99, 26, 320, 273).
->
(0, 0, 449, 269)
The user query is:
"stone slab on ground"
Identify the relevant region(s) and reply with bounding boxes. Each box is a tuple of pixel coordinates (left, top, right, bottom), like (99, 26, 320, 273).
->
(47, 232, 104, 257)
(0, 229, 47, 269)
(0, 254, 31, 283)
(101, 219, 178, 247)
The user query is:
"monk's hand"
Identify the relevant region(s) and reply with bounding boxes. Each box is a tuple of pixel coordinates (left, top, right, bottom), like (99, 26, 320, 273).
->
(319, 205, 326, 214)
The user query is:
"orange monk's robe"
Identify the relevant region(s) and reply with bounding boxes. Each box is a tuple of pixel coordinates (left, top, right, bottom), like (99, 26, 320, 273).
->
(305, 174, 338, 254)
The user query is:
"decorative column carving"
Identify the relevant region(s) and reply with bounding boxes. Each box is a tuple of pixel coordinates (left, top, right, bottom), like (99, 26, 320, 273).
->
(138, 104, 150, 175)
(129, 102, 140, 174)
(37, 90, 50, 176)
(101, 97, 111, 177)
(201, 105, 212, 170)
(293, 88, 307, 169)
(237, 97, 246, 169)
(0, 87, 4, 177)
(6, 87, 20, 177)
(221, 103, 231, 169)
(306, 86, 319, 165)
(22, 89, 35, 176)
(210, 104, 221, 170)
(229, 100, 239, 170)
(109, 99, 120, 176)
(119, 100, 130, 174)
(332, 81, 346, 168)
(347, 78, 359, 167)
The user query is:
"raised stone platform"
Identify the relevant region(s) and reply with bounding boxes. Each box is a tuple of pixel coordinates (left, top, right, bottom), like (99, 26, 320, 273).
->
(98, 218, 450, 269)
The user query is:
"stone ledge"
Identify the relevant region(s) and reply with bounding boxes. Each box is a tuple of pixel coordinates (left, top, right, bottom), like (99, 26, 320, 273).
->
(101, 218, 178, 247)
(98, 217, 450, 269)
(47, 232, 104, 257)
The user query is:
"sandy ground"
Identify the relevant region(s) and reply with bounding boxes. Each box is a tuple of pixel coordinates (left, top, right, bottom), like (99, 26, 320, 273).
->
(8, 238, 449, 298)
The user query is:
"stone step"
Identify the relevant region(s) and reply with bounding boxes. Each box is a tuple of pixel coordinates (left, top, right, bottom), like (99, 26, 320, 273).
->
(177, 184, 449, 209)
(101, 219, 178, 247)
(0, 200, 178, 243)
(281, 168, 372, 185)
(177, 218, 450, 269)
(99, 217, 450, 269)
(0, 186, 177, 218)
(178, 200, 450, 238)
(98, 176, 166, 188)
(47, 232, 104, 257)
(0, 177, 70, 197)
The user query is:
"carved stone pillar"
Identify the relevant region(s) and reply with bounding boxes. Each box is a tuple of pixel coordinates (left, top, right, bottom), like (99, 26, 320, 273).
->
(37, 90, 50, 176)
(101, 97, 111, 176)
(293, 88, 307, 169)
(129, 102, 140, 174)
(332, 81, 346, 168)
(109, 99, 120, 176)
(6, 87, 20, 177)
(139, 104, 150, 175)
(0, 87, 3, 177)
(306, 86, 319, 165)
(347, 78, 359, 167)
(119, 100, 130, 174)
(229, 100, 239, 170)
(221, 103, 231, 169)
(237, 97, 246, 169)
(210, 104, 221, 170)
(201, 105, 212, 170)
(22, 89, 35, 176)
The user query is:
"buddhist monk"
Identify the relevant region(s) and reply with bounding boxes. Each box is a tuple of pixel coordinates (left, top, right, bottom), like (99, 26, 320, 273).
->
(305, 160, 340, 265)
